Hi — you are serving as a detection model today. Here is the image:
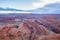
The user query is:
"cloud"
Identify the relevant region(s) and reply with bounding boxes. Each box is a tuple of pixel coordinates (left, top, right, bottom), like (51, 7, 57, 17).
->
(0, 7, 32, 14)
(27, 3, 60, 14)
(39, 3, 60, 14)
(32, 0, 60, 9)
(0, 7, 23, 11)
(0, 11, 32, 14)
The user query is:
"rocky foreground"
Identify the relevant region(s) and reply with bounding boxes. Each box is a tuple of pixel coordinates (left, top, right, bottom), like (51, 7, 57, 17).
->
(0, 14, 60, 40)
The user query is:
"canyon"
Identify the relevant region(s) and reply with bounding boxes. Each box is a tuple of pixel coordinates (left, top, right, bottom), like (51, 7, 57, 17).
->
(0, 14, 60, 40)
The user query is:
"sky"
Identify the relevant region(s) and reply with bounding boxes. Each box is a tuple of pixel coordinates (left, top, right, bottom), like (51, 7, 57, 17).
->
(0, 0, 60, 14)
(0, 0, 60, 10)
(0, 0, 39, 10)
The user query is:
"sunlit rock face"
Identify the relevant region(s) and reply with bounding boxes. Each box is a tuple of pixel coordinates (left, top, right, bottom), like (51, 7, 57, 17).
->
(0, 14, 60, 40)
